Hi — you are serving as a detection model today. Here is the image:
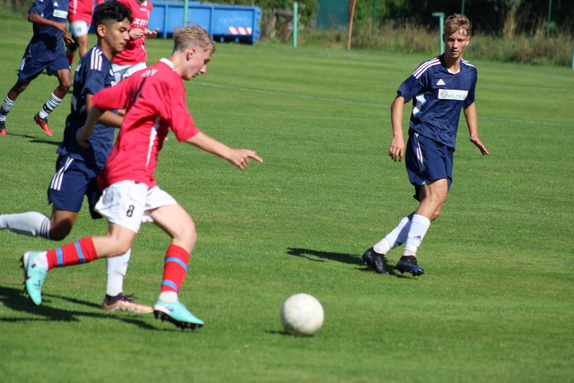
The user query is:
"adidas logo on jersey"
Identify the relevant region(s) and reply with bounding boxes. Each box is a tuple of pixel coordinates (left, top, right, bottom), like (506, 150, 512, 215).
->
(436, 79, 446, 86)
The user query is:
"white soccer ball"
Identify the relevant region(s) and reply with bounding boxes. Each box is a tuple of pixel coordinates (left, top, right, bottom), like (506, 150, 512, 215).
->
(280, 293, 324, 336)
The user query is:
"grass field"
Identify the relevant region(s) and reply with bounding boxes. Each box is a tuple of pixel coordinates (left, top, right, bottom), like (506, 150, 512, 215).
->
(1, 17, 573, 382)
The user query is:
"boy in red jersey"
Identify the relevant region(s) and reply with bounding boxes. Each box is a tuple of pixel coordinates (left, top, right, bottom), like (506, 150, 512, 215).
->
(21, 25, 263, 330)
(66, 0, 105, 64)
(112, 0, 159, 82)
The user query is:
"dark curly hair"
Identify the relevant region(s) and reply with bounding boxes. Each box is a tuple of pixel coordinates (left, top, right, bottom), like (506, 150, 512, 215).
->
(92, 1, 132, 28)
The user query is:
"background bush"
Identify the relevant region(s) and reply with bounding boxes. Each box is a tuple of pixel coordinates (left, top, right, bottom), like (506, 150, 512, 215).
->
(2, 0, 572, 66)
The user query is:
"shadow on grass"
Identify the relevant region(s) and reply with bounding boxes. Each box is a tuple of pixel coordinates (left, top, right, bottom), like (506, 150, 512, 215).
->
(286, 248, 410, 277)
(0, 284, 158, 330)
(29, 138, 59, 146)
(287, 247, 362, 265)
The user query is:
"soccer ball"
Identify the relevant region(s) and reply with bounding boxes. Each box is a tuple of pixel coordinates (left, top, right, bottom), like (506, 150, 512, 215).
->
(280, 293, 324, 336)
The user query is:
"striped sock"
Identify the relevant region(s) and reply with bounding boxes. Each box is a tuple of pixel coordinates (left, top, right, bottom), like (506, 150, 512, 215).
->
(0, 95, 15, 120)
(38, 93, 63, 119)
(46, 237, 99, 270)
(160, 245, 190, 294)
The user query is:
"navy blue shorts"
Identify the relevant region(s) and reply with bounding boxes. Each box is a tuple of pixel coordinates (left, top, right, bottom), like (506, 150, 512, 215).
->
(18, 55, 70, 82)
(47, 155, 103, 219)
(405, 131, 453, 199)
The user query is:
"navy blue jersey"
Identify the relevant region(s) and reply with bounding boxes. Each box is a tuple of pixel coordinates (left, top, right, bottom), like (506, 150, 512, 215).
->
(398, 55, 477, 149)
(57, 46, 116, 168)
(25, 0, 70, 63)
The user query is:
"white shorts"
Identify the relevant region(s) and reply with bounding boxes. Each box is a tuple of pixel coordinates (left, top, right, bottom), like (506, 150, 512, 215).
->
(112, 62, 147, 83)
(69, 21, 90, 38)
(95, 181, 178, 233)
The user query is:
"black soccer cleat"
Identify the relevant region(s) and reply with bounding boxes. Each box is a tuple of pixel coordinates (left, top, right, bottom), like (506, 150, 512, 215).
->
(362, 247, 390, 274)
(395, 256, 424, 276)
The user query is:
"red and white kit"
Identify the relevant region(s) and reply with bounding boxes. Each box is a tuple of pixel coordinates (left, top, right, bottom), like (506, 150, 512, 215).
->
(112, 0, 153, 65)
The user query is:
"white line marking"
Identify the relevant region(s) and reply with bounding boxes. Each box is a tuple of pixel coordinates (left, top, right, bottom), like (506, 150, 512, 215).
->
(193, 82, 573, 128)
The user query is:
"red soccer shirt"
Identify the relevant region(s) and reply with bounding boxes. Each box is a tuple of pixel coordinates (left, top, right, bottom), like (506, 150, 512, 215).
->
(68, 0, 100, 24)
(92, 59, 201, 189)
(112, 0, 153, 65)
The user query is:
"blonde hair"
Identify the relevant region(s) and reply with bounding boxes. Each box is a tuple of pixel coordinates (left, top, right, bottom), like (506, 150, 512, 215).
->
(173, 25, 215, 54)
(444, 14, 472, 37)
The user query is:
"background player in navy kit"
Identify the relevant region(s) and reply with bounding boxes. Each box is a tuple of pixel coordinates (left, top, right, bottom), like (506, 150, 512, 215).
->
(0, 1, 152, 313)
(362, 14, 489, 276)
(0, 0, 74, 136)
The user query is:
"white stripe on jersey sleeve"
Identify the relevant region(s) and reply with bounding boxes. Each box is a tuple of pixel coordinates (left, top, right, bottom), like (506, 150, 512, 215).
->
(412, 58, 441, 79)
(90, 49, 103, 71)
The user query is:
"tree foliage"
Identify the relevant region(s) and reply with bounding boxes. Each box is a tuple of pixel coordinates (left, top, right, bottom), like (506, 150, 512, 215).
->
(211, 0, 574, 36)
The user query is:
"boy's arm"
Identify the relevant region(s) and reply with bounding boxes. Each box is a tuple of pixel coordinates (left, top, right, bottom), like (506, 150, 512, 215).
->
(389, 95, 407, 162)
(28, 13, 74, 45)
(463, 102, 489, 155)
(85, 94, 123, 128)
(185, 132, 263, 170)
(76, 106, 105, 148)
(145, 28, 160, 38)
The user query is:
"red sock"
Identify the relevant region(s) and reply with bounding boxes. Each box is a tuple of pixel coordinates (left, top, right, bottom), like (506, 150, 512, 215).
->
(67, 54, 75, 66)
(160, 245, 190, 293)
(46, 237, 98, 270)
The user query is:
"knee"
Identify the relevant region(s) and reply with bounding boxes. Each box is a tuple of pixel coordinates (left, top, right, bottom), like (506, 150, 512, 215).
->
(59, 81, 72, 93)
(180, 224, 197, 248)
(109, 241, 132, 257)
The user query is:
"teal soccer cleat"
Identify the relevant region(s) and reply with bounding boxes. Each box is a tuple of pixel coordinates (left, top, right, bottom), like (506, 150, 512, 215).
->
(21, 252, 48, 305)
(153, 299, 204, 330)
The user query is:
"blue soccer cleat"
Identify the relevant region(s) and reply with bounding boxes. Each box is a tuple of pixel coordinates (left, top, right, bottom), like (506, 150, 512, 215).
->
(396, 256, 425, 276)
(21, 252, 48, 305)
(153, 298, 204, 330)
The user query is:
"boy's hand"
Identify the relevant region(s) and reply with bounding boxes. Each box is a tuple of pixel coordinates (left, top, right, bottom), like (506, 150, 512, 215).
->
(470, 137, 489, 155)
(145, 28, 159, 38)
(63, 32, 75, 46)
(76, 127, 91, 148)
(389, 135, 405, 162)
(228, 149, 263, 170)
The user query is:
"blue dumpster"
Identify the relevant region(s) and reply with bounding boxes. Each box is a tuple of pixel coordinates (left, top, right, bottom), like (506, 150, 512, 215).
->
(149, 1, 261, 44)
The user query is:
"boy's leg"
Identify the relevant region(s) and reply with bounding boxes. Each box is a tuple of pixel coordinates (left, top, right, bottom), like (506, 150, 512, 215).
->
(148, 203, 203, 329)
(22, 223, 137, 305)
(0, 212, 51, 238)
(0, 80, 30, 135)
(363, 216, 412, 274)
(102, 249, 153, 313)
(396, 179, 448, 276)
(34, 66, 72, 136)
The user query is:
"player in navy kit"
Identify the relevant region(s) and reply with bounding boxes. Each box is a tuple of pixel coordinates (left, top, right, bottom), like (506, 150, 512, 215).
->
(362, 14, 489, 276)
(0, 2, 152, 313)
(0, 0, 74, 136)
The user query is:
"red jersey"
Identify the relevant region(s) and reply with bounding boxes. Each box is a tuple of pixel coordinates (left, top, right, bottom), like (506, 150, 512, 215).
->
(68, 0, 100, 24)
(92, 59, 201, 189)
(112, 0, 153, 65)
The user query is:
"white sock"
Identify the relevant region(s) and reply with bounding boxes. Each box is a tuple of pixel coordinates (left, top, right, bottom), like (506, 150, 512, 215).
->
(403, 214, 431, 256)
(105, 248, 131, 296)
(373, 216, 411, 254)
(0, 212, 51, 239)
(39, 92, 63, 119)
(33, 252, 49, 270)
(159, 291, 178, 303)
(0, 94, 15, 119)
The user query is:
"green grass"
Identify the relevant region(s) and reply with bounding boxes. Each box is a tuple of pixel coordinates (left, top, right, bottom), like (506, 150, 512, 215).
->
(1, 19, 574, 383)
